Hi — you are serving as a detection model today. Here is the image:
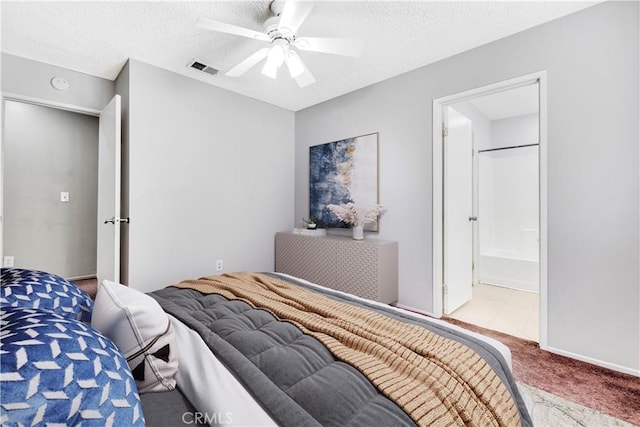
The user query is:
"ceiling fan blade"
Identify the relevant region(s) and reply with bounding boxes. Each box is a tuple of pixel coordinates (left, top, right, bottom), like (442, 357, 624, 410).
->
(278, 0, 314, 35)
(226, 48, 270, 77)
(196, 17, 269, 42)
(294, 37, 364, 57)
(293, 57, 316, 88)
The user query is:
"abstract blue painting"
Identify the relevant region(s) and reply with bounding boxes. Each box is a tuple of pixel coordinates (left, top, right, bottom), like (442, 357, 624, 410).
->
(309, 133, 379, 230)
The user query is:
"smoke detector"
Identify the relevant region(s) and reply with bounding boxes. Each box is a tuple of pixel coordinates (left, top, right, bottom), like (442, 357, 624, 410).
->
(51, 76, 70, 91)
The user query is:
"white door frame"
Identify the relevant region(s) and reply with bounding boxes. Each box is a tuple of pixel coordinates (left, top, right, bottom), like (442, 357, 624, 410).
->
(431, 71, 548, 349)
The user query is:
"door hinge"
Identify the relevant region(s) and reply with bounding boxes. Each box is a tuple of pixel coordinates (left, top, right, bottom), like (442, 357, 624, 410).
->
(442, 126, 448, 137)
(443, 284, 448, 295)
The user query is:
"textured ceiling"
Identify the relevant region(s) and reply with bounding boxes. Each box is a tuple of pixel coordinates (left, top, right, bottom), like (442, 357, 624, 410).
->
(1, 1, 598, 111)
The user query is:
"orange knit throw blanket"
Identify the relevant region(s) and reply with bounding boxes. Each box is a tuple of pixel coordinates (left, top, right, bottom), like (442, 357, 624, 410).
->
(174, 272, 521, 427)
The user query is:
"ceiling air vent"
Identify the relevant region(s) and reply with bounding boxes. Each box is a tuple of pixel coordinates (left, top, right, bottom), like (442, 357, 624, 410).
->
(187, 59, 219, 76)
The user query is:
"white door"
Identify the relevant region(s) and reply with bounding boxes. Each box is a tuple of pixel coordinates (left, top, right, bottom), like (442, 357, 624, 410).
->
(96, 95, 121, 283)
(444, 107, 474, 314)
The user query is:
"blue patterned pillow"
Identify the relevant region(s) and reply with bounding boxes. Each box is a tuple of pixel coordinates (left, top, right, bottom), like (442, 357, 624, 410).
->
(0, 267, 75, 285)
(0, 307, 145, 426)
(0, 268, 93, 322)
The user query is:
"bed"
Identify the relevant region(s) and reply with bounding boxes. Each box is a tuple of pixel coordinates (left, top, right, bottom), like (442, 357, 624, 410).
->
(1, 268, 533, 427)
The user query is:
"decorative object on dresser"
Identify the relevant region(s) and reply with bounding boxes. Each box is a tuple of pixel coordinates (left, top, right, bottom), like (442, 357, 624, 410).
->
(302, 216, 317, 229)
(274, 231, 398, 303)
(327, 202, 384, 240)
(309, 133, 379, 230)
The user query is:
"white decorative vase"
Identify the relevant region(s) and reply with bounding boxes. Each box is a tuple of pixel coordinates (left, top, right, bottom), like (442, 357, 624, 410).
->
(352, 224, 364, 240)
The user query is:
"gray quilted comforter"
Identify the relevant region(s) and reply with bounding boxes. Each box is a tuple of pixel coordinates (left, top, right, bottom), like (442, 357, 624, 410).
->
(150, 273, 532, 427)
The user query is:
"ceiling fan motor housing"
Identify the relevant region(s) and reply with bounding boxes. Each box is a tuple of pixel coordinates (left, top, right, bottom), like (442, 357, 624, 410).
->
(264, 15, 294, 45)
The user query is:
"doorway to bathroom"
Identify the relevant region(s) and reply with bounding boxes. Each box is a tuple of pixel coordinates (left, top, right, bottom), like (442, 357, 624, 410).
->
(432, 72, 547, 345)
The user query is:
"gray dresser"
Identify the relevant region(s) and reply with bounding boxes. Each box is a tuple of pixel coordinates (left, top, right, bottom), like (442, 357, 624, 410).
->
(274, 232, 398, 304)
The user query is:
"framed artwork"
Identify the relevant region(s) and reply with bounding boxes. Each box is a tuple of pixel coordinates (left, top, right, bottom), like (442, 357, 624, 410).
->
(309, 132, 379, 230)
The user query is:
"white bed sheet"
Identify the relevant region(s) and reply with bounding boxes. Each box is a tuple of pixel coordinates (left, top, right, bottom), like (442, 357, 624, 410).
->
(169, 313, 276, 427)
(168, 272, 530, 426)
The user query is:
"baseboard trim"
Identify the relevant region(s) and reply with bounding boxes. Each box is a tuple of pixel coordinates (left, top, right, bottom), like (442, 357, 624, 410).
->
(391, 304, 639, 378)
(393, 303, 440, 319)
(545, 345, 639, 377)
(67, 275, 96, 281)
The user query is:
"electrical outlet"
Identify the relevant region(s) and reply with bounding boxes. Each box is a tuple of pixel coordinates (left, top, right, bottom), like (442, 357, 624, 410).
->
(3, 256, 15, 268)
(60, 192, 69, 202)
(216, 259, 223, 271)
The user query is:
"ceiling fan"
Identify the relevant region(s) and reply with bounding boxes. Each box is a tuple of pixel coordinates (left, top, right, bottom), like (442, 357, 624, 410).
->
(196, 0, 364, 87)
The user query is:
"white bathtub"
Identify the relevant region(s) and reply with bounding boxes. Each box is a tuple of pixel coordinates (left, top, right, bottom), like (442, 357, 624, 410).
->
(478, 253, 539, 292)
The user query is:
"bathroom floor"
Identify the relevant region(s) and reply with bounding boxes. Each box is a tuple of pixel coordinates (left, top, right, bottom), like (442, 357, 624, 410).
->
(448, 283, 539, 342)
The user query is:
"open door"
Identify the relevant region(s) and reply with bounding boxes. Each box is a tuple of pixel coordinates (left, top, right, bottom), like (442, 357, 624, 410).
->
(96, 95, 122, 283)
(443, 106, 474, 314)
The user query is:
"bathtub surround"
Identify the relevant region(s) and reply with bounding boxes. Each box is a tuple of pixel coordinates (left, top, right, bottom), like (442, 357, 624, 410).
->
(477, 144, 539, 293)
(478, 255, 539, 292)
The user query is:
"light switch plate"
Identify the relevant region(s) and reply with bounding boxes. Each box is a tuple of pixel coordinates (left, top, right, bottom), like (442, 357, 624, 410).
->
(60, 192, 69, 202)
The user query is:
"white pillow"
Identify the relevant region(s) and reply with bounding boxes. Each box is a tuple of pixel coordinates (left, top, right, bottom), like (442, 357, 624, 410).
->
(92, 280, 178, 393)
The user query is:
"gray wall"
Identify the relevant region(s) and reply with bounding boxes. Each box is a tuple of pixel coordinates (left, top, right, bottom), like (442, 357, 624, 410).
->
(294, 1, 639, 373)
(117, 60, 295, 292)
(2, 54, 295, 291)
(1, 53, 115, 278)
(3, 101, 99, 278)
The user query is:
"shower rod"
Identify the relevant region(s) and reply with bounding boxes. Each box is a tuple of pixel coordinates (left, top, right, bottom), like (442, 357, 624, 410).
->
(478, 143, 539, 153)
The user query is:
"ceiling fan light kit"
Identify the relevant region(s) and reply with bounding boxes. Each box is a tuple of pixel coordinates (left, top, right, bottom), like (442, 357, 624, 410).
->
(261, 41, 286, 79)
(285, 51, 305, 78)
(196, 0, 363, 87)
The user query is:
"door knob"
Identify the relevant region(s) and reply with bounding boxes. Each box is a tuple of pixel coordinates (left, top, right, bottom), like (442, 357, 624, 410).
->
(104, 217, 130, 224)
(468, 216, 478, 222)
